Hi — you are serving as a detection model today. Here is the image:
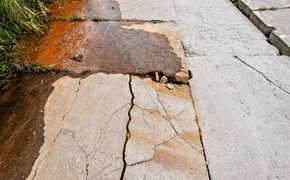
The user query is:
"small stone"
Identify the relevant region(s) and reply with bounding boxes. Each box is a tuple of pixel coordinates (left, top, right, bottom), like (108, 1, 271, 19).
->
(167, 83, 174, 90)
(161, 76, 168, 83)
(69, 54, 83, 62)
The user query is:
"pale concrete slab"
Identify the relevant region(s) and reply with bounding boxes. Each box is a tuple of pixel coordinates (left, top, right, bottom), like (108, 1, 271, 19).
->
(173, 0, 279, 56)
(124, 76, 208, 179)
(187, 56, 290, 179)
(114, 0, 176, 21)
(27, 74, 132, 179)
(238, 0, 290, 16)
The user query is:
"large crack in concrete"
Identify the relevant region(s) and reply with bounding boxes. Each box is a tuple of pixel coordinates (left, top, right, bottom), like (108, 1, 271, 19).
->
(120, 75, 135, 180)
(234, 56, 290, 95)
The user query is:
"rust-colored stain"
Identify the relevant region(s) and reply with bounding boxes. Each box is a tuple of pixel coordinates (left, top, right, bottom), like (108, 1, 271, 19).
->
(21, 21, 91, 70)
(21, 21, 182, 78)
(48, 0, 121, 19)
(49, 0, 87, 19)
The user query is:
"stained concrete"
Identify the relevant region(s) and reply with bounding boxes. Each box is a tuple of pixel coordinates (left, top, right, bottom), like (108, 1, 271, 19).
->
(124, 76, 208, 179)
(27, 74, 131, 179)
(22, 21, 188, 83)
(25, 74, 208, 179)
(187, 56, 290, 179)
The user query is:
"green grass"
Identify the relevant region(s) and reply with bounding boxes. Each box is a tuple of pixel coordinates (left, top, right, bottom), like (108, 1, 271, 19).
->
(0, 0, 52, 83)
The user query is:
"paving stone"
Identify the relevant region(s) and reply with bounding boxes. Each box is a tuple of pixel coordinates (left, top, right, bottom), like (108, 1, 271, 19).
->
(238, 0, 290, 16)
(124, 76, 208, 179)
(187, 56, 290, 179)
(27, 73, 131, 179)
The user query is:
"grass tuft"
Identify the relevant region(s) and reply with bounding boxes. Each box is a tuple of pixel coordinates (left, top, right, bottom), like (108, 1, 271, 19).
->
(0, 0, 52, 83)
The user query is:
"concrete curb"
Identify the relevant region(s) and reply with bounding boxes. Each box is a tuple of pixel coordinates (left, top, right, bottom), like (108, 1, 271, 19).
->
(237, 0, 290, 56)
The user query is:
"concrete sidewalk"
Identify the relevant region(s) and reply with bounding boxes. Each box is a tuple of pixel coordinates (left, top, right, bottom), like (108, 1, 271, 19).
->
(0, 0, 289, 179)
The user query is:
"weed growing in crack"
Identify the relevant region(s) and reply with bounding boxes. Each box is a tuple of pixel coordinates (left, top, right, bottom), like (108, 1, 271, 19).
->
(151, 20, 165, 24)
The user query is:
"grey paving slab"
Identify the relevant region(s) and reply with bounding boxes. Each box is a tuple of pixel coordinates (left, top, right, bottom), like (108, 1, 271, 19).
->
(238, 0, 290, 16)
(27, 74, 131, 179)
(187, 56, 290, 179)
(124, 76, 208, 179)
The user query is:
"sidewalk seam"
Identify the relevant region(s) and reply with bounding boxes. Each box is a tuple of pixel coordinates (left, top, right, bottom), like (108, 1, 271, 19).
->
(188, 87, 212, 180)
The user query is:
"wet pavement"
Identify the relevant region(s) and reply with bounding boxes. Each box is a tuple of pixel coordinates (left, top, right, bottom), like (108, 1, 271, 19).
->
(1, 0, 290, 179)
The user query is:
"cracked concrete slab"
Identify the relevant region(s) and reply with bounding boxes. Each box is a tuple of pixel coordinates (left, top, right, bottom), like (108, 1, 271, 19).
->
(187, 56, 290, 179)
(123, 76, 208, 179)
(27, 73, 131, 179)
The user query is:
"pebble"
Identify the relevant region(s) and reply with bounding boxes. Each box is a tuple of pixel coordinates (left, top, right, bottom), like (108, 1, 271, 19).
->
(167, 83, 174, 90)
(161, 76, 168, 83)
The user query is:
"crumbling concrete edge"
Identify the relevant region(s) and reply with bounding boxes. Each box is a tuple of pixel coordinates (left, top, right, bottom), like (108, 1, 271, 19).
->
(236, 0, 290, 56)
(122, 22, 189, 83)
